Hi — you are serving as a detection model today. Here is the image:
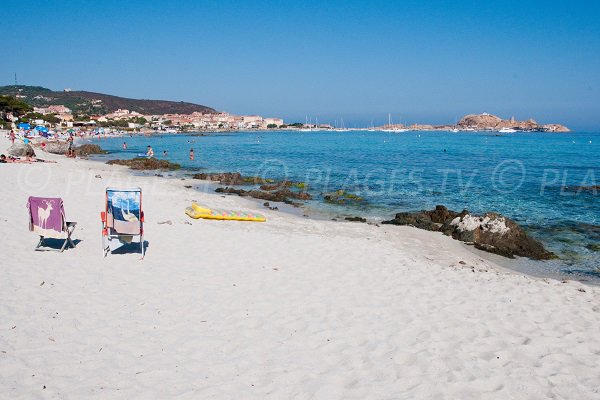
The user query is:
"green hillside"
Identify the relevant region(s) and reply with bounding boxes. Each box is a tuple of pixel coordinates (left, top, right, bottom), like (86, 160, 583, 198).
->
(0, 85, 217, 116)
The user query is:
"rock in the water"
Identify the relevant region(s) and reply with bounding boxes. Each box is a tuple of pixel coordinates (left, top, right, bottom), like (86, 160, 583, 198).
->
(7, 142, 36, 157)
(215, 187, 311, 203)
(106, 158, 181, 170)
(323, 190, 364, 205)
(193, 172, 245, 185)
(383, 205, 555, 260)
(192, 172, 273, 185)
(561, 185, 600, 193)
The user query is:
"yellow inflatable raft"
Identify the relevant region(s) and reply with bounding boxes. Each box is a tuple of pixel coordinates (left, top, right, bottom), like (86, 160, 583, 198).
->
(185, 202, 266, 222)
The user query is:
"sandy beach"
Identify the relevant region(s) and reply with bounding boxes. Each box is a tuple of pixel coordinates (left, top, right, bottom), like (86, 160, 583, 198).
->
(1, 136, 599, 399)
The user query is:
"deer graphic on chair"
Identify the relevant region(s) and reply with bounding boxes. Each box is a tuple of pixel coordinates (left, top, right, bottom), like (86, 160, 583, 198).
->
(37, 200, 54, 229)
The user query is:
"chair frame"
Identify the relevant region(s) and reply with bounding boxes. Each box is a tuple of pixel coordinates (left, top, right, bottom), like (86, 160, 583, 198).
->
(101, 187, 145, 258)
(35, 221, 77, 252)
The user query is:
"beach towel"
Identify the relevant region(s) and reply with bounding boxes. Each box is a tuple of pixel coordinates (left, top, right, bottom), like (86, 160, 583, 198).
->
(27, 197, 65, 238)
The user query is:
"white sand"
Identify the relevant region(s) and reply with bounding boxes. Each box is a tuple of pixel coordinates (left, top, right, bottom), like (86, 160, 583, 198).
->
(1, 137, 599, 399)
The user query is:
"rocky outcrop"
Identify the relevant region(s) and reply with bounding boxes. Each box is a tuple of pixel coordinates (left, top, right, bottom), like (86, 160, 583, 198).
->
(459, 113, 503, 129)
(76, 144, 106, 156)
(106, 158, 181, 170)
(382, 205, 555, 260)
(43, 141, 69, 154)
(457, 113, 569, 132)
(192, 172, 273, 185)
(7, 142, 35, 157)
(215, 187, 311, 203)
(541, 124, 570, 133)
(345, 216, 367, 223)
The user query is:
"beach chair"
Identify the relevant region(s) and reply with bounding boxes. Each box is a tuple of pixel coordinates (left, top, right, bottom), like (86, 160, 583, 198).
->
(27, 197, 77, 252)
(101, 187, 145, 257)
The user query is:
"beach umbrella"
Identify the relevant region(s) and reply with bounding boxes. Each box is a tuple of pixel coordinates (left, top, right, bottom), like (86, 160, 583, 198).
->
(18, 122, 31, 130)
(35, 125, 49, 133)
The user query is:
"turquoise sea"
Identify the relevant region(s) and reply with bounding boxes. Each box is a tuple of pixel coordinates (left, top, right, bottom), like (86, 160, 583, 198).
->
(91, 130, 600, 280)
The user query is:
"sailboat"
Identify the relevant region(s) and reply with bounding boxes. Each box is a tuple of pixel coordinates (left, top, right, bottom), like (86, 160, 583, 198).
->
(334, 117, 350, 132)
(382, 113, 408, 133)
(367, 120, 376, 132)
(299, 115, 312, 132)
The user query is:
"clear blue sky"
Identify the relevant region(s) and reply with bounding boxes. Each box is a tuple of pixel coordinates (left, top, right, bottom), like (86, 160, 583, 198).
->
(2, 0, 600, 129)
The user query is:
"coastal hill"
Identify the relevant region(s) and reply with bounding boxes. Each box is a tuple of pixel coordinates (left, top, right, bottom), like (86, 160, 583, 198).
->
(457, 113, 570, 132)
(0, 85, 217, 116)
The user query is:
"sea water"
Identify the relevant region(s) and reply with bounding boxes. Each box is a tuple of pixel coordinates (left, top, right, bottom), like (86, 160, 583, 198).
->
(91, 130, 600, 280)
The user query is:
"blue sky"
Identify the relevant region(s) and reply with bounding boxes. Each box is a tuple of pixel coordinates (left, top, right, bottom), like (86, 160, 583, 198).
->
(2, 0, 600, 129)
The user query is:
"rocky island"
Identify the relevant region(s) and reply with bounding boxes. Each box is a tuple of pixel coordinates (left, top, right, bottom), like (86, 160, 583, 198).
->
(456, 113, 570, 132)
(389, 113, 570, 132)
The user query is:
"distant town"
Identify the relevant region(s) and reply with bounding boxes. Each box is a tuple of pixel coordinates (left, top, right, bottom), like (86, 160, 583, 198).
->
(30, 104, 286, 131)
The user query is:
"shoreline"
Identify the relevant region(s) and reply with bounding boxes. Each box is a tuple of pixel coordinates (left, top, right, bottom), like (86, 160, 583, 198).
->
(2, 135, 600, 398)
(83, 135, 598, 284)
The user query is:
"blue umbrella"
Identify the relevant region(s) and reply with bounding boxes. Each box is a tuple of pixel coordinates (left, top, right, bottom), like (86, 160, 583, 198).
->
(18, 122, 31, 130)
(35, 125, 49, 133)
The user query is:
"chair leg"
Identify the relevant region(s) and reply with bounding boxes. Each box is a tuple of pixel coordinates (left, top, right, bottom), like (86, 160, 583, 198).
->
(103, 236, 109, 257)
(67, 227, 76, 249)
(59, 238, 69, 252)
(140, 234, 145, 258)
(35, 236, 45, 251)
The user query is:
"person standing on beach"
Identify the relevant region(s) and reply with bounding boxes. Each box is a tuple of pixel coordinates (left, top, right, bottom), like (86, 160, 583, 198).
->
(66, 134, 75, 157)
(189, 148, 194, 161)
(9, 130, 15, 144)
(146, 146, 154, 158)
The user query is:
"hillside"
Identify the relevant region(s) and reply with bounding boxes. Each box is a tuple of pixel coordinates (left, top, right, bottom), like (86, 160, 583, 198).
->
(0, 85, 217, 115)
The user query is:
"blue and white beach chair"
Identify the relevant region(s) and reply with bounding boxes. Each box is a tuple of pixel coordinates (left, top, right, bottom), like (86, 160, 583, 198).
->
(101, 187, 145, 257)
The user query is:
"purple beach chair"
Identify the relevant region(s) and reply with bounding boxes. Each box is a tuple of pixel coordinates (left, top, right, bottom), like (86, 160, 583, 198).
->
(27, 196, 77, 252)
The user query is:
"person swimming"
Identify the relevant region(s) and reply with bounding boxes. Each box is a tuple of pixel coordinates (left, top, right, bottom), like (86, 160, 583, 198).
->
(146, 146, 154, 158)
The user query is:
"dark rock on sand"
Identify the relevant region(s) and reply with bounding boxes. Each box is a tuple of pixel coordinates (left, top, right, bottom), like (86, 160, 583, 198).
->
(382, 205, 465, 231)
(7, 142, 36, 157)
(444, 212, 556, 260)
(383, 205, 555, 260)
(75, 144, 107, 157)
(345, 216, 367, 223)
(107, 158, 181, 170)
